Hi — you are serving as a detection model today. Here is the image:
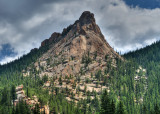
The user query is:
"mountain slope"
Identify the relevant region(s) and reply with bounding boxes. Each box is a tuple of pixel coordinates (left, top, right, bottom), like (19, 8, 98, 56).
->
(25, 11, 121, 77)
(41, 11, 120, 58)
(124, 41, 160, 66)
(0, 11, 155, 114)
(20, 11, 143, 114)
(124, 41, 160, 112)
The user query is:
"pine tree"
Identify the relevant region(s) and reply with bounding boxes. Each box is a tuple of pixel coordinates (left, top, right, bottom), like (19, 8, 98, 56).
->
(51, 106, 56, 114)
(117, 101, 125, 114)
(34, 103, 40, 114)
(111, 99, 116, 114)
(142, 105, 147, 114)
(12, 107, 16, 114)
(15, 103, 20, 114)
(27, 87, 29, 97)
(11, 85, 16, 102)
(101, 90, 111, 114)
(154, 104, 160, 114)
(82, 100, 87, 114)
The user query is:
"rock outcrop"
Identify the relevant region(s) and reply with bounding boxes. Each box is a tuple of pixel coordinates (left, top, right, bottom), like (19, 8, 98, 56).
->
(41, 11, 119, 58)
(33, 11, 122, 77)
(41, 32, 61, 47)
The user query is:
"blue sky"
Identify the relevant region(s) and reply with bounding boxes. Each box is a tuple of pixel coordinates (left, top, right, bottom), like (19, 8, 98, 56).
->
(0, 44, 17, 61)
(0, 0, 160, 64)
(124, 0, 160, 9)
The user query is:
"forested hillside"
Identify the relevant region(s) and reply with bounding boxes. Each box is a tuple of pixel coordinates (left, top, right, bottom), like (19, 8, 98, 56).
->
(124, 41, 160, 113)
(0, 11, 160, 114)
(0, 41, 160, 114)
(0, 44, 139, 114)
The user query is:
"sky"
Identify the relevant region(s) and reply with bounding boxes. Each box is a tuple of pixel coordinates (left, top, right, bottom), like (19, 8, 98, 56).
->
(0, 0, 160, 64)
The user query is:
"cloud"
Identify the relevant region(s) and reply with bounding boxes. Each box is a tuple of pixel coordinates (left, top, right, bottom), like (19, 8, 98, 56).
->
(0, 0, 160, 64)
(0, 55, 19, 65)
(95, 0, 160, 53)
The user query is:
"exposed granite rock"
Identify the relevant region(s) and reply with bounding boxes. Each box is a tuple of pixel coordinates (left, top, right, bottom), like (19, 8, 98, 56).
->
(36, 11, 122, 77)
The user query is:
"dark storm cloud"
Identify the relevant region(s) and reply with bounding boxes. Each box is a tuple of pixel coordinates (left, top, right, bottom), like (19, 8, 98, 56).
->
(0, 0, 160, 64)
(0, 0, 60, 21)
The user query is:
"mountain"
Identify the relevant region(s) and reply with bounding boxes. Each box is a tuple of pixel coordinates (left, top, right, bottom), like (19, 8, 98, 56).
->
(27, 11, 121, 77)
(0, 11, 126, 114)
(41, 11, 119, 58)
(0, 11, 159, 114)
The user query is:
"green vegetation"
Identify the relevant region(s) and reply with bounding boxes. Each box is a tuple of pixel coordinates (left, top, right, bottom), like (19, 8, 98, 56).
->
(124, 41, 160, 113)
(1, 40, 160, 113)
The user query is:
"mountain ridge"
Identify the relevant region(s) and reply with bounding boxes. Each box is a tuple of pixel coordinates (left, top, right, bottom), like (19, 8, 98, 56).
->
(40, 11, 120, 59)
(0, 11, 158, 114)
(25, 11, 122, 77)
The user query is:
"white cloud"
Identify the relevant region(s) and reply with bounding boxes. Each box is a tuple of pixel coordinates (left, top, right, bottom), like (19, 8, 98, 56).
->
(23, 14, 52, 30)
(1, 0, 160, 63)
(144, 38, 157, 45)
(0, 55, 19, 65)
(0, 27, 7, 35)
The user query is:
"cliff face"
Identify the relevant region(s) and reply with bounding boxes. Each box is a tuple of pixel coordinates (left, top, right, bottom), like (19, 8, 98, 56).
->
(41, 32, 61, 47)
(41, 11, 119, 59)
(30, 11, 121, 77)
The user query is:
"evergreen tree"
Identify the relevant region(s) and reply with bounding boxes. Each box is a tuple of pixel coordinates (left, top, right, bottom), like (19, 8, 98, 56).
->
(111, 99, 116, 114)
(101, 90, 111, 114)
(142, 105, 147, 114)
(11, 85, 16, 102)
(117, 101, 125, 114)
(1, 87, 9, 105)
(82, 100, 87, 114)
(154, 104, 160, 114)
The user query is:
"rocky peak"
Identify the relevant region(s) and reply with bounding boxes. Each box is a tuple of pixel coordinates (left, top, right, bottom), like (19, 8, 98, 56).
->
(61, 11, 103, 37)
(31, 11, 122, 78)
(49, 32, 61, 43)
(79, 11, 95, 25)
(76, 11, 105, 40)
(40, 11, 121, 59)
(41, 32, 61, 47)
(41, 11, 104, 47)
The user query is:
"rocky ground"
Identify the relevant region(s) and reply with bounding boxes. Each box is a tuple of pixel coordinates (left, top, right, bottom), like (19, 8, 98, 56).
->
(14, 85, 49, 114)
(134, 66, 148, 104)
